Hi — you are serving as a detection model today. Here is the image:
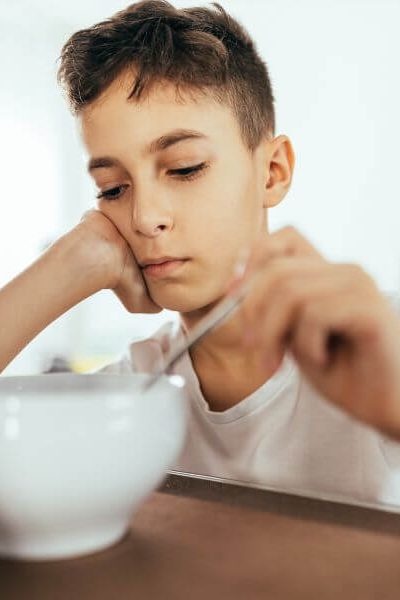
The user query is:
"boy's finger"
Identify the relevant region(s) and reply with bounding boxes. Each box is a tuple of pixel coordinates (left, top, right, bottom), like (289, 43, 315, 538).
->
(251, 279, 334, 365)
(237, 258, 329, 336)
(246, 226, 326, 275)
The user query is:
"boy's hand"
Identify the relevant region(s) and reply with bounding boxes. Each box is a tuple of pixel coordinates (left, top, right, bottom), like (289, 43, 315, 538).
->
(233, 226, 400, 440)
(73, 209, 161, 313)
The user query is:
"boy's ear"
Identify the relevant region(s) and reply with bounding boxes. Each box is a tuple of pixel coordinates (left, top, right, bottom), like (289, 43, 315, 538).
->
(262, 135, 295, 208)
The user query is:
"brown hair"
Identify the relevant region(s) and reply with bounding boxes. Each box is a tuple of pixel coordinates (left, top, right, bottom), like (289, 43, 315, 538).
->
(57, 0, 275, 151)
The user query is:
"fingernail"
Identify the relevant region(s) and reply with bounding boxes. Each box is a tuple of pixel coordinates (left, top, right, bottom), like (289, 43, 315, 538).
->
(233, 247, 251, 279)
(233, 259, 247, 280)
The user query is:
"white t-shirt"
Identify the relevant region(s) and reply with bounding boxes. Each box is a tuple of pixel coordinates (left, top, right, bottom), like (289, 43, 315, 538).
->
(97, 296, 400, 508)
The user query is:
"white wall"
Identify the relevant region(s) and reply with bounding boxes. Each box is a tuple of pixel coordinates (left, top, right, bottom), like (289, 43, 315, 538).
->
(1, 0, 399, 373)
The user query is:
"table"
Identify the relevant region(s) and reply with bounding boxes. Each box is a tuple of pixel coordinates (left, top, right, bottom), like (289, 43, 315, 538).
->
(1, 473, 400, 599)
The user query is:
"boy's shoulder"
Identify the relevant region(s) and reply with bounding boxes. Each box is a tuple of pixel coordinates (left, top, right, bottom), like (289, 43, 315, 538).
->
(92, 319, 180, 374)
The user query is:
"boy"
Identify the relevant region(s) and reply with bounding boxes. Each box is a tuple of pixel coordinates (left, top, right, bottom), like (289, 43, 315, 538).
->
(2, 0, 400, 504)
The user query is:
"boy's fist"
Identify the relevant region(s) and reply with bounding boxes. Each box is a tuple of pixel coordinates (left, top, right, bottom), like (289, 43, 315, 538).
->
(73, 209, 162, 314)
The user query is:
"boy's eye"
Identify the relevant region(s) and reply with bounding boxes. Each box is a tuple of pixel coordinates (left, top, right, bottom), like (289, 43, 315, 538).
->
(168, 162, 208, 181)
(96, 162, 208, 201)
(96, 184, 129, 201)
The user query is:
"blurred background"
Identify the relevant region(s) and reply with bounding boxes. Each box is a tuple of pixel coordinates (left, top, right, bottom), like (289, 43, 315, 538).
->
(1, 0, 399, 375)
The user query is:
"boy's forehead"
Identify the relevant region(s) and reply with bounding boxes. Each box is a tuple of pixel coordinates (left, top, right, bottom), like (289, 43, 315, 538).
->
(79, 75, 239, 153)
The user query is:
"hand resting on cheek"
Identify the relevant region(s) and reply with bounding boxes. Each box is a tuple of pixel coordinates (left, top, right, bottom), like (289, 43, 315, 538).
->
(77, 209, 162, 314)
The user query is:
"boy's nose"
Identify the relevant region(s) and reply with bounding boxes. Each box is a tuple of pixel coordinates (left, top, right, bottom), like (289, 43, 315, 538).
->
(130, 195, 174, 237)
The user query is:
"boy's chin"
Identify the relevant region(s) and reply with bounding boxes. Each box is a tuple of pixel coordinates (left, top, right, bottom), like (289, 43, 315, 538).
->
(150, 289, 225, 314)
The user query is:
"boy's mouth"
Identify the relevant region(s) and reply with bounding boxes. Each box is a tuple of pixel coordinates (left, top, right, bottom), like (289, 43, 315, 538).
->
(140, 257, 190, 279)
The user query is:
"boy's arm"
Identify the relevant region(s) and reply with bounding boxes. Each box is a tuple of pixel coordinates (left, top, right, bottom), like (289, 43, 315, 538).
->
(233, 225, 400, 440)
(0, 233, 106, 372)
(0, 210, 161, 374)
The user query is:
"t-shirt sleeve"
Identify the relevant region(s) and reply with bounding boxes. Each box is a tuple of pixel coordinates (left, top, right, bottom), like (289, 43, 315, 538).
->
(87, 321, 177, 375)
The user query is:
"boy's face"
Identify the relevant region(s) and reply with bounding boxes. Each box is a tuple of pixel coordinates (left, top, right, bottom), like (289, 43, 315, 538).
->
(79, 74, 281, 313)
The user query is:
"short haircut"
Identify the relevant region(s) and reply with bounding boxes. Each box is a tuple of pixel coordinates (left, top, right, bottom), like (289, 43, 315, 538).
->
(57, 1, 276, 151)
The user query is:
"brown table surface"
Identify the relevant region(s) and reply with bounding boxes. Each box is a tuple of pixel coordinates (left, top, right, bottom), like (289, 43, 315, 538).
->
(1, 473, 400, 599)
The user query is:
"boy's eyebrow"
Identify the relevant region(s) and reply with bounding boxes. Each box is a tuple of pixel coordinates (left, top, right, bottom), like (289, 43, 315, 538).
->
(147, 128, 208, 154)
(87, 128, 208, 173)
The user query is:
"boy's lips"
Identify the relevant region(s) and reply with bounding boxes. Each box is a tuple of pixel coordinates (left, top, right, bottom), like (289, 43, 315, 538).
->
(140, 258, 190, 279)
(138, 255, 186, 267)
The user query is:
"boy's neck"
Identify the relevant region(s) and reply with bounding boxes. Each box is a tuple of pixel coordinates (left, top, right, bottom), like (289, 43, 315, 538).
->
(180, 306, 256, 369)
(180, 309, 278, 412)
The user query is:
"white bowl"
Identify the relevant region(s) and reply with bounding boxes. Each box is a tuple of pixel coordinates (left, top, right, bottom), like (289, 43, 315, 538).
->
(0, 372, 187, 561)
